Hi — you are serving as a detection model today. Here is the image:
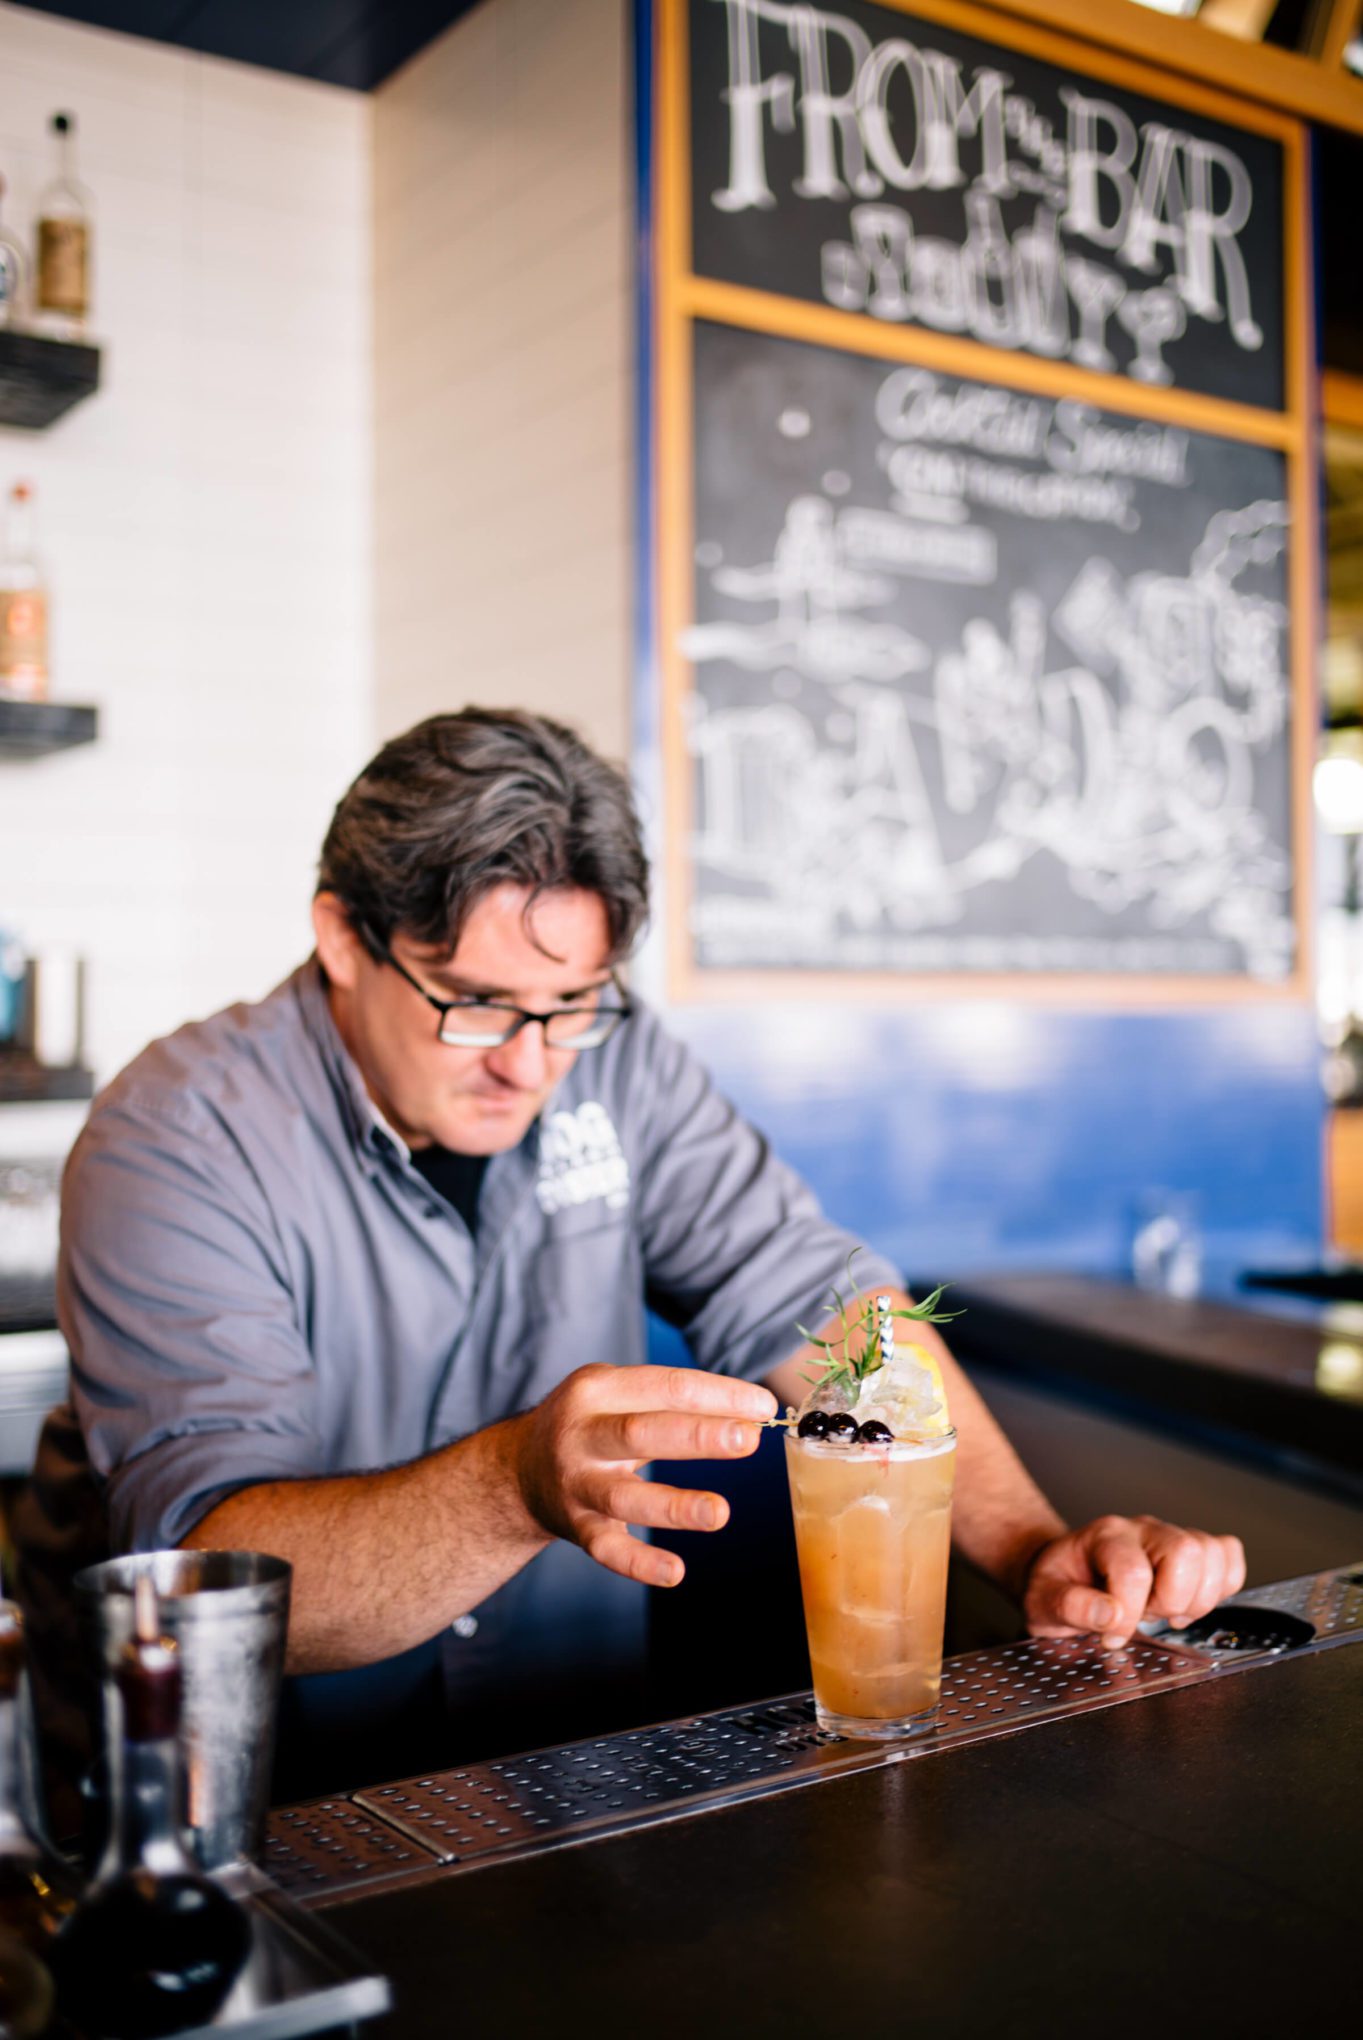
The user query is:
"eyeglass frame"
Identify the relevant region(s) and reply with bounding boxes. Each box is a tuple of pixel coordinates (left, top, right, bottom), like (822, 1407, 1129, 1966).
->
(376, 944, 633, 1050)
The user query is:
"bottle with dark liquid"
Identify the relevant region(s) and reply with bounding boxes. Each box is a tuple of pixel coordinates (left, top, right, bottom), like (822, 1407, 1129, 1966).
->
(0, 1602, 69, 2038)
(52, 1576, 249, 2039)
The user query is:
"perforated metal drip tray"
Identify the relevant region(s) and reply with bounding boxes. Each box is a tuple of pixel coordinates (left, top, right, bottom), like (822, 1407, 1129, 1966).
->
(264, 1563, 1363, 1908)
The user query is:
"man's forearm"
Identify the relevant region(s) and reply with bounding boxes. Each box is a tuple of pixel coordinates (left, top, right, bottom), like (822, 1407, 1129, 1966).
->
(929, 1342, 1065, 1592)
(767, 1288, 1065, 1598)
(182, 1412, 550, 1674)
(185, 1359, 780, 1674)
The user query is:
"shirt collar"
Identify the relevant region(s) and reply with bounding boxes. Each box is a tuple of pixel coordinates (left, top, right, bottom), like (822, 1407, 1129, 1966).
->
(295, 956, 412, 1177)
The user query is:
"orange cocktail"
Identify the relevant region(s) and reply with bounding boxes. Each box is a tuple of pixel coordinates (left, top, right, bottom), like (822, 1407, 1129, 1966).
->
(786, 1427, 955, 1737)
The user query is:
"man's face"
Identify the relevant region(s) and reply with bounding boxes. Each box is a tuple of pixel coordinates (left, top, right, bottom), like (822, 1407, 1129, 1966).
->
(318, 884, 615, 1155)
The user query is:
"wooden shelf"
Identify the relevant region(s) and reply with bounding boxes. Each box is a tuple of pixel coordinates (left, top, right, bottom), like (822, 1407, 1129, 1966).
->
(0, 698, 97, 757)
(0, 1052, 94, 1105)
(0, 330, 100, 430)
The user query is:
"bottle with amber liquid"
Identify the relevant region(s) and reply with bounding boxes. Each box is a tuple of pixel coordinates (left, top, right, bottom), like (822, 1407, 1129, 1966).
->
(0, 484, 49, 702)
(0, 1603, 71, 2039)
(52, 1577, 250, 2039)
(34, 113, 91, 341)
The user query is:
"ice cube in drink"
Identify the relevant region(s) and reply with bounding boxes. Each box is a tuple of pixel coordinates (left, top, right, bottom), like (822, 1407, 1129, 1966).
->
(785, 1426, 955, 1738)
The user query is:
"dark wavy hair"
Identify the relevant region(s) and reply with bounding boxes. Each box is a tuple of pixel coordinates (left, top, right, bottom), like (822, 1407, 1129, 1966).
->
(317, 709, 650, 962)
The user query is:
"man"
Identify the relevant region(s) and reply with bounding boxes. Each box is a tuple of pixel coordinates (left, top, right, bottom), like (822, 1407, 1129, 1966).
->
(39, 710, 1243, 1761)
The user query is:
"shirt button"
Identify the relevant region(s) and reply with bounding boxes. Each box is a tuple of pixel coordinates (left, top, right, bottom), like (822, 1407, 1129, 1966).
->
(452, 1614, 478, 1640)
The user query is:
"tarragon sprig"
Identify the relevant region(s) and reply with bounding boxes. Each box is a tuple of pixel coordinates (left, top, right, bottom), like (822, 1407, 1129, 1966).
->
(795, 1253, 962, 1400)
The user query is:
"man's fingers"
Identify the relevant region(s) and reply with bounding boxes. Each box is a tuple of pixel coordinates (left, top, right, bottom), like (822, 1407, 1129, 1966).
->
(1027, 1578, 1123, 1638)
(590, 1409, 766, 1465)
(1146, 1527, 1213, 1626)
(585, 1474, 730, 1535)
(1184, 1533, 1231, 1624)
(1088, 1528, 1154, 1645)
(1221, 1535, 1248, 1598)
(579, 1515, 684, 1589)
(578, 1365, 776, 1423)
(1024, 1521, 1251, 1647)
(1154, 1529, 1247, 1627)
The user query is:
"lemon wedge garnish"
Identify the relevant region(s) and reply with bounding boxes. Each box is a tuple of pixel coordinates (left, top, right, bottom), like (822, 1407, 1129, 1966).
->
(906, 1343, 951, 1435)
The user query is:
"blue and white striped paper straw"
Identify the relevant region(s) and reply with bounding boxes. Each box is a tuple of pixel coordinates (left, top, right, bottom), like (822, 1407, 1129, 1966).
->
(874, 1293, 895, 1371)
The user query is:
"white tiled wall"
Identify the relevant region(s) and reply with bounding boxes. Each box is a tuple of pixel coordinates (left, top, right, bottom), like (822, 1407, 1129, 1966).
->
(372, 0, 632, 762)
(0, 3, 373, 1081)
(1, 0, 633, 1086)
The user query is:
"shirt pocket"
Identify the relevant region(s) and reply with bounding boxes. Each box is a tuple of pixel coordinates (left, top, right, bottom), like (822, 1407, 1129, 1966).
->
(527, 1212, 642, 1351)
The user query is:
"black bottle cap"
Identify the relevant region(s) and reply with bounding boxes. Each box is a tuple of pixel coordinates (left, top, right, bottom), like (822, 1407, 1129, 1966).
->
(116, 1574, 182, 1743)
(0, 1602, 23, 1702)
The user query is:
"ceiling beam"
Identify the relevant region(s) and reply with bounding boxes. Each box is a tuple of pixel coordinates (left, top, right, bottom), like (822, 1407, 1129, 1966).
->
(1199, 0, 1278, 40)
(1309, 0, 1363, 67)
(980, 0, 1363, 133)
(1325, 372, 1363, 431)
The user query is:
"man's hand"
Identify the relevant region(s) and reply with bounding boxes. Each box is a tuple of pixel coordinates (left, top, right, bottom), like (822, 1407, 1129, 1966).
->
(513, 1363, 778, 1589)
(1022, 1514, 1247, 1648)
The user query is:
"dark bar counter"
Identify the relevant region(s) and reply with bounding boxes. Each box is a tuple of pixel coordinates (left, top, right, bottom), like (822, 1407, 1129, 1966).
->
(291, 1573, 1363, 2040)
(936, 1273, 1363, 1499)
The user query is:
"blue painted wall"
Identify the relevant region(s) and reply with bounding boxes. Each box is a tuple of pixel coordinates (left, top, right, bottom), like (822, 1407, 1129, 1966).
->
(630, 4, 1325, 1290)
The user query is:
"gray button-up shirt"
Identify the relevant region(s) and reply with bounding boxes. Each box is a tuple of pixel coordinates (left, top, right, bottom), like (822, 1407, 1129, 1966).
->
(58, 961, 898, 1708)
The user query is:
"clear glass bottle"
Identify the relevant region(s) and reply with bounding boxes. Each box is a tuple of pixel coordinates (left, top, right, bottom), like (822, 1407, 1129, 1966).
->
(35, 112, 92, 341)
(0, 1604, 69, 2037)
(0, 177, 27, 330)
(52, 1577, 250, 2040)
(0, 484, 49, 703)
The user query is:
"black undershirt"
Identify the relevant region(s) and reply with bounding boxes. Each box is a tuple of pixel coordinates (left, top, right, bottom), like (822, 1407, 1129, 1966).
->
(410, 1146, 489, 1236)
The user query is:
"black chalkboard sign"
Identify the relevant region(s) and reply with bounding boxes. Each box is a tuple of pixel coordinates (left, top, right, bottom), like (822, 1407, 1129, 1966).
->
(686, 319, 1294, 978)
(688, 0, 1286, 411)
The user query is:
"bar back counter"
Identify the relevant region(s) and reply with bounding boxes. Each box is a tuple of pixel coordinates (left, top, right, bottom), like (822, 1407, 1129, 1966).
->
(265, 1564, 1363, 2039)
(941, 1273, 1363, 1500)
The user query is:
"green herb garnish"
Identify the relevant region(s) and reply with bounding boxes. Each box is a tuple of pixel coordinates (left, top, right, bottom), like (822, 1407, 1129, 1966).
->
(796, 1253, 962, 1400)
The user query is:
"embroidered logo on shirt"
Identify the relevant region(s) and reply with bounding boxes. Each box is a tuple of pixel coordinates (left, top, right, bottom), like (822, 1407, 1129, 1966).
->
(536, 1102, 630, 1216)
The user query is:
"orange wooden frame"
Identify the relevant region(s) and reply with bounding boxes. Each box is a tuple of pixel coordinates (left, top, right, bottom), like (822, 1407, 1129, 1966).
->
(654, 0, 1317, 1009)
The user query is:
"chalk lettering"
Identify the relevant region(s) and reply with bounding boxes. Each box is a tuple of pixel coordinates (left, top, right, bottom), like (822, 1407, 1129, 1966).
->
(702, 0, 1269, 385)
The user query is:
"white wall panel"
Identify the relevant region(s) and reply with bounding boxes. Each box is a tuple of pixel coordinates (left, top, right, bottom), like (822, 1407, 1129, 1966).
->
(372, 0, 631, 760)
(0, 2, 373, 1080)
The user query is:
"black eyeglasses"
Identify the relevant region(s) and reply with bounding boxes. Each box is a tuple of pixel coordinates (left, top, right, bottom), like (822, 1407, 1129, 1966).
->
(379, 948, 632, 1050)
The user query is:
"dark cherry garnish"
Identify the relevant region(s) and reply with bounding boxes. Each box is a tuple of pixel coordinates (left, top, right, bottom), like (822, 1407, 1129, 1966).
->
(824, 1412, 859, 1441)
(797, 1410, 831, 1440)
(856, 1420, 894, 1445)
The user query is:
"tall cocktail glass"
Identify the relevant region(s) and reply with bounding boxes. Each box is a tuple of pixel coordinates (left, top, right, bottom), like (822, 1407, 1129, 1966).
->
(785, 1427, 956, 1738)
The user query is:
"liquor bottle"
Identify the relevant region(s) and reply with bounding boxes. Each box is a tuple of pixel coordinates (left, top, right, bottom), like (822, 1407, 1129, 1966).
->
(0, 485, 49, 703)
(0, 1603, 69, 2037)
(0, 178, 27, 330)
(0, 1937, 55, 2040)
(34, 113, 91, 341)
(51, 1577, 250, 2040)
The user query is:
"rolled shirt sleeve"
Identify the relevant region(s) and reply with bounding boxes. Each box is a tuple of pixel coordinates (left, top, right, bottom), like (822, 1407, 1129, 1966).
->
(629, 1016, 901, 1384)
(60, 1090, 321, 1551)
